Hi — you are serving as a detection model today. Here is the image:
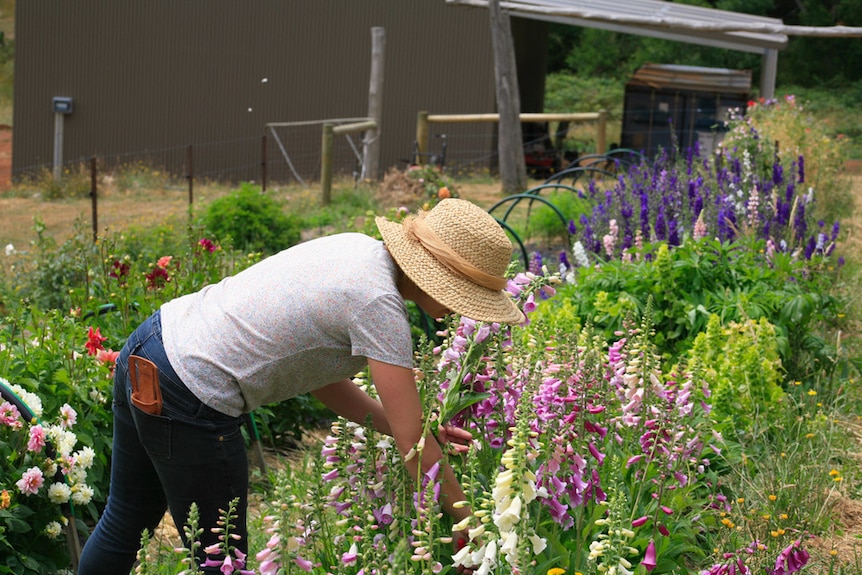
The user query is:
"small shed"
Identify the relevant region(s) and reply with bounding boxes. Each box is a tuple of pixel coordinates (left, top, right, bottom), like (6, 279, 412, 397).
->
(620, 63, 752, 157)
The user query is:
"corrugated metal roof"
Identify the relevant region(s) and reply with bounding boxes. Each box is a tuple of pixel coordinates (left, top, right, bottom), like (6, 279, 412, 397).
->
(448, 0, 789, 53)
(628, 63, 752, 93)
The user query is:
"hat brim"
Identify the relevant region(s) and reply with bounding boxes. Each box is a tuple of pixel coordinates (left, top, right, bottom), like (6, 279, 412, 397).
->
(376, 216, 525, 324)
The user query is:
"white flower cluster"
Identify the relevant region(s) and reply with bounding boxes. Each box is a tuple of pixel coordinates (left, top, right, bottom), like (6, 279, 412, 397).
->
(560, 240, 591, 284)
(452, 432, 547, 574)
(3, 379, 43, 418)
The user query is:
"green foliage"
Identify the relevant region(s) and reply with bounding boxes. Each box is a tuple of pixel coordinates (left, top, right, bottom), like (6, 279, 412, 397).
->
(783, 81, 862, 160)
(0, 311, 109, 572)
(16, 216, 94, 312)
(532, 236, 845, 386)
(722, 94, 852, 225)
(201, 183, 302, 255)
(546, 0, 862, 87)
(297, 186, 379, 233)
(0, 34, 12, 126)
(498, 189, 592, 249)
(691, 315, 785, 429)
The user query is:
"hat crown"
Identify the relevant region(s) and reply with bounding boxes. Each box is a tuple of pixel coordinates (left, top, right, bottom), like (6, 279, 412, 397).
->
(424, 199, 513, 277)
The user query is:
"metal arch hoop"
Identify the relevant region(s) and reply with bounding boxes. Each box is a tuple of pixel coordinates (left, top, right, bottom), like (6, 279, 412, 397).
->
(488, 193, 570, 267)
(544, 165, 616, 186)
(493, 216, 529, 268)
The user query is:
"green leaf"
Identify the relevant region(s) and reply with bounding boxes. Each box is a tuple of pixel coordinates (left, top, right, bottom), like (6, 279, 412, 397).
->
(441, 391, 491, 423)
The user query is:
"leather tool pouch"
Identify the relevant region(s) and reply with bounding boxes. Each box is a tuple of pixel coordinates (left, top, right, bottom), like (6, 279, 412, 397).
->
(129, 355, 163, 416)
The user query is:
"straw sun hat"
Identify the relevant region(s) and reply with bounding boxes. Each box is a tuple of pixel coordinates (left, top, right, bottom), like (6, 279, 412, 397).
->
(376, 198, 525, 324)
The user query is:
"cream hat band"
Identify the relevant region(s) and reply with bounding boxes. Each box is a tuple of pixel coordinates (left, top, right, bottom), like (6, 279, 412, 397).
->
(375, 198, 524, 324)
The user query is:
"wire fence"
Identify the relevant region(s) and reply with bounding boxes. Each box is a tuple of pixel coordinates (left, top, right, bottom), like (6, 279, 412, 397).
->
(11, 112, 612, 195)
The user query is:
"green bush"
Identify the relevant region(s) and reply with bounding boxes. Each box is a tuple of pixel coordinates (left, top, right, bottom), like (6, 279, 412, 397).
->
(531, 237, 845, 387)
(202, 183, 301, 254)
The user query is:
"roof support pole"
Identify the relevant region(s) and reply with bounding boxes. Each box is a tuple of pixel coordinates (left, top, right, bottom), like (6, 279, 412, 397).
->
(759, 48, 778, 100)
(362, 27, 385, 181)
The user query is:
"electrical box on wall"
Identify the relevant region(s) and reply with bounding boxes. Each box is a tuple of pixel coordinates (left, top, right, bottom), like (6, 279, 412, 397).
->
(53, 97, 74, 114)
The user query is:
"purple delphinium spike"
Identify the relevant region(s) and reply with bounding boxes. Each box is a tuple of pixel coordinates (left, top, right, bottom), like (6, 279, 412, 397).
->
(794, 201, 807, 242)
(777, 200, 791, 227)
(772, 161, 784, 186)
(785, 181, 795, 203)
(797, 155, 805, 184)
(668, 218, 680, 246)
(559, 250, 570, 270)
(804, 235, 816, 260)
(529, 251, 543, 275)
(639, 188, 650, 238)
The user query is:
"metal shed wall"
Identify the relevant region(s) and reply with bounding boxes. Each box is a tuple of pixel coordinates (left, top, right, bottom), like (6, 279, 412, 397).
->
(13, 0, 504, 182)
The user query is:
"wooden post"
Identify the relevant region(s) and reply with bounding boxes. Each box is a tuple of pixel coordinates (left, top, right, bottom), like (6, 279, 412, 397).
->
(90, 157, 98, 242)
(261, 135, 268, 192)
(321, 123, 334, 205)
(488, 0, 527, 193)
(597, 109, 608, 154)
(186, 144, 194, 208)
(362, 27, 385, 181)
(415, 111, 429, 165)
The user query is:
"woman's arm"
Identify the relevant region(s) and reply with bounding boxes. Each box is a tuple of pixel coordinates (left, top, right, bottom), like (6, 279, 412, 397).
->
(366, 358, 471, 524)
(311, 378, 392, 435)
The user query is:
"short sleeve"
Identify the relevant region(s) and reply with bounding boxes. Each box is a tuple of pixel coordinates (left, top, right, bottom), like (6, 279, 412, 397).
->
(349, 294, 413, 369)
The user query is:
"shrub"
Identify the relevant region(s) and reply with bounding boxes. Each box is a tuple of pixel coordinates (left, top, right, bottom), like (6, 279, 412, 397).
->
(542, 236, 844, 385)
(0, 378, 96, 574)
(721, 95, 852, 226)
(201, 183, 301, 254)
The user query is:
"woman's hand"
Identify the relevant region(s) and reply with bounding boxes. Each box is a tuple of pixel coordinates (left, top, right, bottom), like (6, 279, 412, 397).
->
(453, 531, 473, 574)
(436, 424, 473, 454)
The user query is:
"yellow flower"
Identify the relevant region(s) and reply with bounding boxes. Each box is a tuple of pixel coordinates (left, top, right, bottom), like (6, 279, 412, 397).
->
(780, 513, 789, 520)
(771, 530, 779, 537)
(768, 494, 777, 501)
(829, 469, 840, 476)
(778, 528, 786, 535)
(830, 550, 838, 556)
(0, 490, 9, 509)
(834, 476, 844, 483)
(807, 389, 817, 396)
(737, 498, 745, 504)
(762, 514, 771, 520)
(805, 433, 815, 439)
(794, 381, 802, 386)
(548, 569, 566, 575)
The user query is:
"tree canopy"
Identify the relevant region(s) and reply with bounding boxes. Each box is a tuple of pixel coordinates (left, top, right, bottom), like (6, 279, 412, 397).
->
(547, 0, 862, 87)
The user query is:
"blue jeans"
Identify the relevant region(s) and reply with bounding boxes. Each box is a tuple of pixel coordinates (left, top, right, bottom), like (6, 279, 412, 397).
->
(78, 310, 248, 574)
